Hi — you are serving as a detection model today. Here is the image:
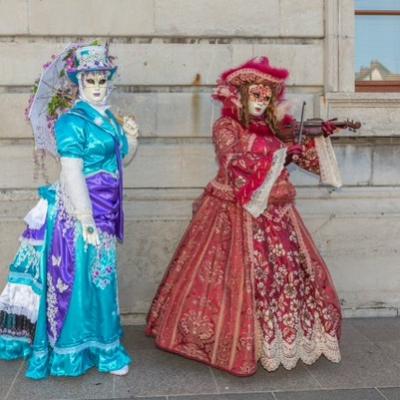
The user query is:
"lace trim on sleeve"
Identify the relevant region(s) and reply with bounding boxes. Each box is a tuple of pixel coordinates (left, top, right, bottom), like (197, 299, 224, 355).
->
(23, 198, 48, 230)
(314, 136, 342, 188)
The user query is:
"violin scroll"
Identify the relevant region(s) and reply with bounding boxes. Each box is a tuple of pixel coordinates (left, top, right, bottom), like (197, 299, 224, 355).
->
(343, 119, 361, 132)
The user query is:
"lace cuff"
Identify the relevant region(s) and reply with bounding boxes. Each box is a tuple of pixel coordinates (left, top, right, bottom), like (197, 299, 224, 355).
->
(24, 198, 48, 229)
(314, 136, 342, 188)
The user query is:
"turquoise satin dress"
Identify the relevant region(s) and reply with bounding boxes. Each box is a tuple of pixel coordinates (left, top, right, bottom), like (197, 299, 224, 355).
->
(0, 100, 132, 379)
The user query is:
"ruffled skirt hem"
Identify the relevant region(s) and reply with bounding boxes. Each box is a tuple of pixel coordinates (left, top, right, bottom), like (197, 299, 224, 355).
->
(0, 336, 32, 360)
(28, 344, 132, 380)
(0, 336, 132, 380)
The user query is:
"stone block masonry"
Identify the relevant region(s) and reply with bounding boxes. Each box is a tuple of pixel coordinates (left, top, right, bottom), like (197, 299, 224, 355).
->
(0, 0, 399, 321)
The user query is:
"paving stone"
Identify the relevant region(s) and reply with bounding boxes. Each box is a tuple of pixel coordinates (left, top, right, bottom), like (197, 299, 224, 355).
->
(135, 398, 166, 400)
(91, 398, 163, 400)
(3, 319, 400, 399)
(375, 341, 400, 365)
(339, 320, 379, 354)
(87, 398, 162, 400)
(213, 363, 320, 393)
(378, 387, 400, 400)
(305, 349, 400, 389)
(169, 394, 275, 400)
(133, 398, 166, 400)
(122, 325, 155, 352)
(351, 318, 400, 343)
(7, 368, 132, 400)
(99, 398, 163, 400)
(275, 388, 385, 400)
(123, 348, 218, 397)
(0, 359, 22, 400)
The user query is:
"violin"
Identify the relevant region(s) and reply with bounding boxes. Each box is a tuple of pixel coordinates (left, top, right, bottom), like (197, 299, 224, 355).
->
(277, 118, 362, 143)
(300, 118, 361, 135)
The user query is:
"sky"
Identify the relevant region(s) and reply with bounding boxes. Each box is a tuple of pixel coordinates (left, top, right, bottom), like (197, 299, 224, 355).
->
(355, 0, 400, 74)
(355, 0, 400, 10)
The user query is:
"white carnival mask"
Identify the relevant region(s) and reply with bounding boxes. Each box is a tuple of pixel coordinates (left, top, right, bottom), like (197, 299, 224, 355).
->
(247, 84, 272, 117)
(80, 72, 109, 106)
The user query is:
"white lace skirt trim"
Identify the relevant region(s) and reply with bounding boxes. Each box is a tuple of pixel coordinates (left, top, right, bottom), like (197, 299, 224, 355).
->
(0, 283, 40, 323)
(258, 317, 341, 371)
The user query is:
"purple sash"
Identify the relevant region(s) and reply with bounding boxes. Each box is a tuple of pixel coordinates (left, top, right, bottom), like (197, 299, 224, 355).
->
(87, 172, 123, 240)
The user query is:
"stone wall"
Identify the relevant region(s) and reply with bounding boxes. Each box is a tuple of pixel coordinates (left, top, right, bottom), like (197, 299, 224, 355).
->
(1, 0, 400, 322)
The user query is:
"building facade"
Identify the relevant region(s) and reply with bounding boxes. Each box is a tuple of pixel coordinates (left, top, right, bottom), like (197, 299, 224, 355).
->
(1, 0, 399, 322)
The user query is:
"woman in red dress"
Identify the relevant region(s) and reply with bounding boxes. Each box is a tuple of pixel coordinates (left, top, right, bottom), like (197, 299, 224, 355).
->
(146, 57, 342, 376)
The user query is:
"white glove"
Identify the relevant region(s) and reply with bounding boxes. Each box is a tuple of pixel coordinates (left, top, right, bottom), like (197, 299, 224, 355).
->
(60, 157, 100, 247)
(123, 116, 139, 138)
(79, 213, 100, 247)
(122, 116, 139, 165)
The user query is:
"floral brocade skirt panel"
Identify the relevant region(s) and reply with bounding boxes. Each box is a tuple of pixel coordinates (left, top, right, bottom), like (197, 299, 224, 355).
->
(146, 184, 341, 376)
(252, 205, 341, 371)
(0, 182, 131, 380)
(147, 187, 258, 376)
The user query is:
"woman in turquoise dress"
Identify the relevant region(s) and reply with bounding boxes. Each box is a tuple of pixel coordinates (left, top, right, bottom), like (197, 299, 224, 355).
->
(0, 44, 138, 379)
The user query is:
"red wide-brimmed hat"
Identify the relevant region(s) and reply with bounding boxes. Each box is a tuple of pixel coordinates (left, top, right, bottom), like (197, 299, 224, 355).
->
(220, 56, 288, 96)
(213, 57, 291, 120)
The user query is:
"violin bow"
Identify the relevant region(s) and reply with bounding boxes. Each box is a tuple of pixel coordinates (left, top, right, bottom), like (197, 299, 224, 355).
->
(297, 101, 306, 144)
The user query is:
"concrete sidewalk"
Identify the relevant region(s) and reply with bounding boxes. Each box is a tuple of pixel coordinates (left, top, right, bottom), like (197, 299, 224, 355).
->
(2, 318, 400, 400)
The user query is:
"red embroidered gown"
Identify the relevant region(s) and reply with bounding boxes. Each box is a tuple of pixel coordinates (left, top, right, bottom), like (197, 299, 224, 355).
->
(146, 115, 342, 377)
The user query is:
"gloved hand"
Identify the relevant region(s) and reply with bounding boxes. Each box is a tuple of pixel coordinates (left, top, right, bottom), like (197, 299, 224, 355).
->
(285, 144, 303, 165)
(321, 120, 337, 137)
(123, 116, 139, 138)
(60, 157, 99, 247)
(122, 116, 139, 164)
(77, 213, 100, 247)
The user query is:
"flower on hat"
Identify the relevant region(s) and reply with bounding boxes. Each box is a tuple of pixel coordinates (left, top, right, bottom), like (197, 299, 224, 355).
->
(65, 41, 117, 85)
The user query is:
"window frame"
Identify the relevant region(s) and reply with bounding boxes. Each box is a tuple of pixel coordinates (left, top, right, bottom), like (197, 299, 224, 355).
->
(355, 9, 400, 92)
